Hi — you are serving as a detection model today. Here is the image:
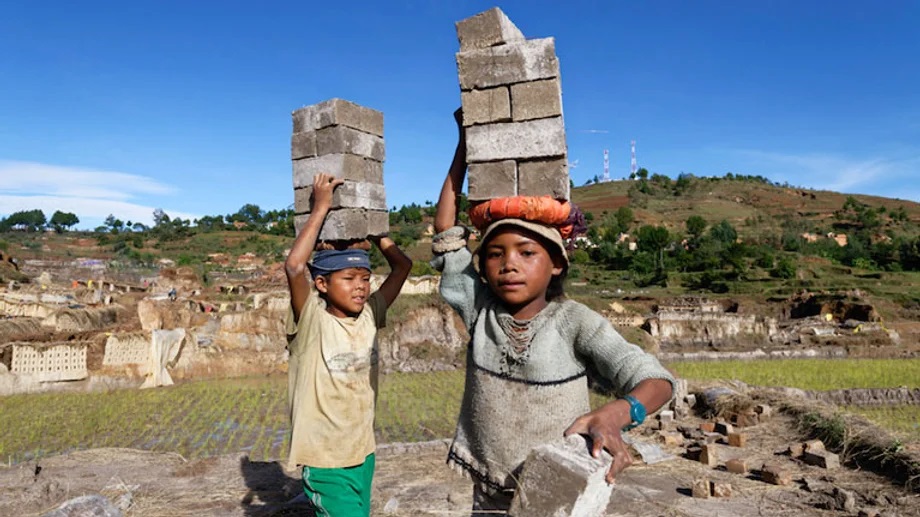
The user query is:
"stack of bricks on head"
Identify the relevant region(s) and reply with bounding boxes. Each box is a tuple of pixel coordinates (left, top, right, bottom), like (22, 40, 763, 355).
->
(291, 99, 388, 243)
(457, 7, 570, 203)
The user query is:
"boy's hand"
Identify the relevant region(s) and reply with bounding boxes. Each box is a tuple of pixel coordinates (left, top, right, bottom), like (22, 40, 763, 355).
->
(453, 107, 463, 128)
(563, 402, 633, 484)
(312, 173, 344, 212)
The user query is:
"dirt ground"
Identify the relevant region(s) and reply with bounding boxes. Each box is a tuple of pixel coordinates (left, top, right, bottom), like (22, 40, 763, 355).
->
(2, 411, 917, 517)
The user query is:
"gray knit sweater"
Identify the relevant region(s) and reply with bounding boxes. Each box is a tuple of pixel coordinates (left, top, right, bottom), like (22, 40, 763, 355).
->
(431, 226, 675, 493)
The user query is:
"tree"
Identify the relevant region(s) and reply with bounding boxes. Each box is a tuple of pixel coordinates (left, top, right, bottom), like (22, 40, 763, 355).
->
(104, 214, 124, 233)
(49, 211, 79, 233)
(636, 168, 649, 180)
(614, 207, 633, 233)
(1, 209, 46, 231)
(153, 208, 170, 227)
(686, 215, 707, 240)
(710, 220, 738, 244)
(231, 203, 265, 225)
(637, 224, 670, 271)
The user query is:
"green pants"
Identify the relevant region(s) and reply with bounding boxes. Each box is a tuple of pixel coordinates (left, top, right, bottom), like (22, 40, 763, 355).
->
(302, 454, 375, 517)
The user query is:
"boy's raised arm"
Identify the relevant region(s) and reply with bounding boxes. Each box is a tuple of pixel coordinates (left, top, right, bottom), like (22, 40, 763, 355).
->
(371, 235, 412, 308)
(285, 173, 343, 319)
(434, 109, 467, 234)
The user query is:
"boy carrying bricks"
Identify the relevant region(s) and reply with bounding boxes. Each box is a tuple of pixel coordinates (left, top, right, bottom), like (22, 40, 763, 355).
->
(284, 172, 411, 516)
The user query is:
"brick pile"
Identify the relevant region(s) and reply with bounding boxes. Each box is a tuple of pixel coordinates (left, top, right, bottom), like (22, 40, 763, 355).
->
(291, 98, 388, 241)
(455, 7, 569, 202)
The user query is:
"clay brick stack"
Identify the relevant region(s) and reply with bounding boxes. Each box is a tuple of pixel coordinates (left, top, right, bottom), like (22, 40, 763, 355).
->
(455, 7, 569, 202)
(291, 98, 388, 241)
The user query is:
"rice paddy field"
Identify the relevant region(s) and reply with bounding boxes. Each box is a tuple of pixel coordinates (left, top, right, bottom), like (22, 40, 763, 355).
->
(1, 358, 918, 466)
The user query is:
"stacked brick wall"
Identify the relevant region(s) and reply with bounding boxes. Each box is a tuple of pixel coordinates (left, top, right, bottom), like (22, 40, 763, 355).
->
(456, 8, 569, 201)
(9, 342, 88, 382)
(291, 98, 388, 241)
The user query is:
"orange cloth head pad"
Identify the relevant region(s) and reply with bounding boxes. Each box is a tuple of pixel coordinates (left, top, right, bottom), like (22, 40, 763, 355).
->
(469, 196, 575, 238)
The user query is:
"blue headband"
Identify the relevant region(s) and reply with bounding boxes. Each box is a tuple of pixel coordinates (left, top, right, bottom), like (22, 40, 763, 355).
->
(308, 249, 371, 279)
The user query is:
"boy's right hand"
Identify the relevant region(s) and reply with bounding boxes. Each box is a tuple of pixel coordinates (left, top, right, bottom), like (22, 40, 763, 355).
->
(313, 173, 344, 212)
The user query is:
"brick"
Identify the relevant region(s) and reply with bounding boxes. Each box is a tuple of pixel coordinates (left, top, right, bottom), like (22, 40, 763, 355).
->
(657, 431, 683, 446)
(293, 182, 387, 213)
(315, 126, 385, 161)
(787, 442, 805, 458)
(366, 210, 389, 237)
(467, 160, 517, 201)
(732, 412, 759, 427)
(518, 158, 570, 200)
(699, 444, 718, 466)
(691, 478, 710, 499)
(727, 432, 747, 448)
(292, 154, 383, 187)
(658, 410, 675, 424)
(685, 394, 697, 408)
(685, 446, 702, 461)
(461, 87, 511, 126)
(754, 403, 773, 419)
(508, 435, 613, 517)
(511, 79, 562, 121)
(294, 209, 388, 241)
(712, 481, 732, 498)
(457, 37, 559, 90)
(455, 7, 525, 51)
(761, 462, 791, 486)
(292, 98, 384, 137)
(802, 450, 840, 469)
(291, 132, 316, 159)
(700, 422, 716, 433)
(703, 432, 722, 444)
(725, 458, 748, 474)
(466, 117, 566, 162)
(714, 421, 734, 435)
(803, 439, 826, 453)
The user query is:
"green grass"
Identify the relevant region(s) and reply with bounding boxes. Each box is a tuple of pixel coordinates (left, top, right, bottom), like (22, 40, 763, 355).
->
(0, 372, 473, 465)
(846, 406, 920, 442)
(3, 361, 917, 466)
(668, 358, 920, 390)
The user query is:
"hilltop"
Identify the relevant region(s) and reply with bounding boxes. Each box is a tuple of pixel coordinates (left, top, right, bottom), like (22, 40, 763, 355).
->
(573, 175, 920, 237)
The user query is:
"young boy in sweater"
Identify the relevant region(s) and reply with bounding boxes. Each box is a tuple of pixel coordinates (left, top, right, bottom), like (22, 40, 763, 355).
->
(432, 112, 675, 513)
(284, 172, 412, 517)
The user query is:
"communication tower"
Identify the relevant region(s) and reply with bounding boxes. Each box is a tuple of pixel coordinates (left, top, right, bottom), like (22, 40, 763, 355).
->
(602, 149, 610, 182)
(630, 140, 638, 176)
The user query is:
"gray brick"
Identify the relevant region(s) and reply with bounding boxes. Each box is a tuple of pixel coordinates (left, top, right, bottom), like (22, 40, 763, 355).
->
(315, 126, 385, 161)
(467, 160, 517, 200)
(292, 98, 384, 137)
(292, 154, 383, 188)
(366, 210, 389, 237)
(509, 435, 613, 517)
(291, 132, 317, 159)
(457, 37, 559, 90)
(293, 182, 387, 213)
(465, 117, 566, 161)
(455, 7, 525, 51)
(294, 209, 387, 241)
(803, 450, 840, 469)
(511, 79, 562, 121)
(518, 158, 570, 200)
(294, 187, 311, 214)
(461, 87, 511, 126)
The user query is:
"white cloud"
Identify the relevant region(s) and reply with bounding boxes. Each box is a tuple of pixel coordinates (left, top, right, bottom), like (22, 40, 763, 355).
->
(722, 149, 920, 201)
(0, 160, 200, 226)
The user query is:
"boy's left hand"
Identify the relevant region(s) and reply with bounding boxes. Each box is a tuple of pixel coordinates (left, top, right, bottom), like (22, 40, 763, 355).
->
(564, 402, 633, 484)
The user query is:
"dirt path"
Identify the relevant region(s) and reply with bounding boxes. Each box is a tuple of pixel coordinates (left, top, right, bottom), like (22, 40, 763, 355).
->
(3, 412, 918, 517)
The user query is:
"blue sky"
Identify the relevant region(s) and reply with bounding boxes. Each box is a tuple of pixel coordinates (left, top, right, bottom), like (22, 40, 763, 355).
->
(1, 0, 918, 229)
